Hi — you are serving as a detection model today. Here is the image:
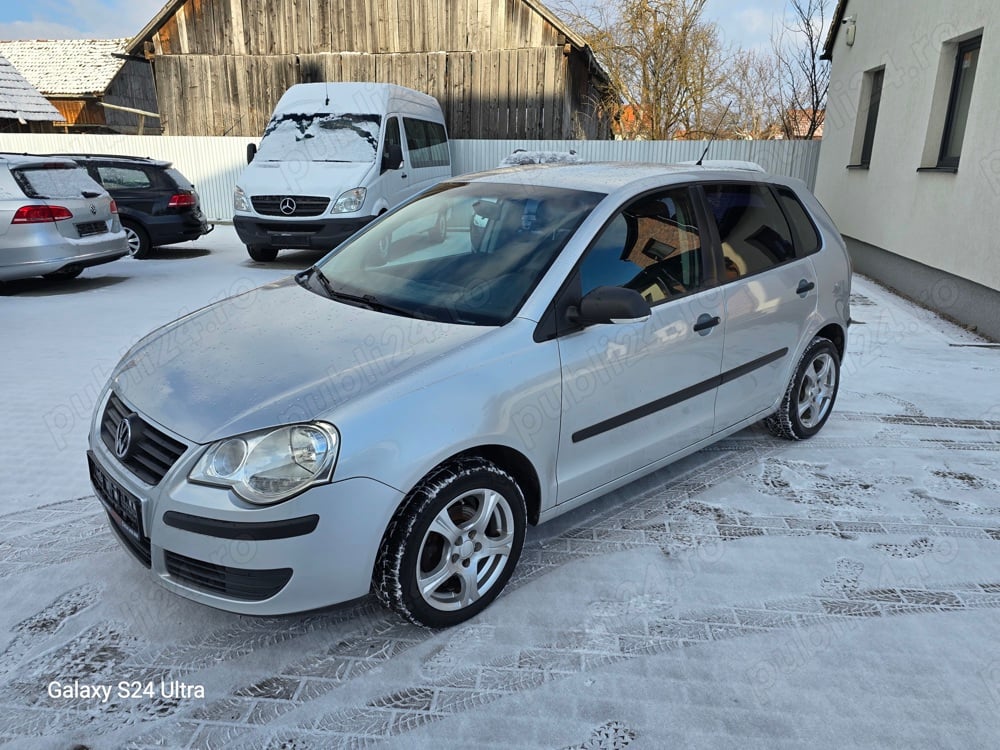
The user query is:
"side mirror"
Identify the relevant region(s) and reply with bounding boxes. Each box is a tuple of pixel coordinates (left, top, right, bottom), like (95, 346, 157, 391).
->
(381, 143, 403, 172)
(246, 143, 257, 164)
(567, 286, 651, 327)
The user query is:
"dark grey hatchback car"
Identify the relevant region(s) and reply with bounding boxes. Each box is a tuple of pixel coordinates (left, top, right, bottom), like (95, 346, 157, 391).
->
(59, 154, 212, 258)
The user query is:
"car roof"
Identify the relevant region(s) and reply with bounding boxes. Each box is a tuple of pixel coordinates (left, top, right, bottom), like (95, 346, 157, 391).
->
(0, 152, 81, 169)
(53, 153, 172, 168)
(459, 161, 778, 194)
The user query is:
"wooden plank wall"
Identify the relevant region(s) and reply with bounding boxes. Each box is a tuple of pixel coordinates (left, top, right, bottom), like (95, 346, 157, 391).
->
(155, 48, 583, 139)
(153, 0, 564, 56)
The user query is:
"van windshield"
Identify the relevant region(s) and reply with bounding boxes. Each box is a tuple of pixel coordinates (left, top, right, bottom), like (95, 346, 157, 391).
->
(256, 113, 382, 163)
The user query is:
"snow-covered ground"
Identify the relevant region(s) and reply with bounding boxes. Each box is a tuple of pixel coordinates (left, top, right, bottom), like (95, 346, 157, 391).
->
(1, 226, 999, 749)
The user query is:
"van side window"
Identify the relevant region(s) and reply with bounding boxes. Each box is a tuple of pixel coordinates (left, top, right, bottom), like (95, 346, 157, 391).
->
(578, 188, 705, 306)
(402, 117, 450, 168)
(384, 117, 401, 152)
(702, 183, 796, 281)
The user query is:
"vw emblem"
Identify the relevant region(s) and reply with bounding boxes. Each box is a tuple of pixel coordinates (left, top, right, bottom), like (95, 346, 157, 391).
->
(90, 204, 97, 215)
(279, 197, 297, 215)
(115, 417, 133, 459)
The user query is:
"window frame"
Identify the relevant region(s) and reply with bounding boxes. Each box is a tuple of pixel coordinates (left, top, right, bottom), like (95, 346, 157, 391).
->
(859, 67, 884, 168)
(938, 35, 981, 169)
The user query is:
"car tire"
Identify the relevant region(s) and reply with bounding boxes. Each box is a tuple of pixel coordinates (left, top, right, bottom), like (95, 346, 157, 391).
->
(766, 336, 840, 440)
(43, 267, 83, 280)
(373, 457, 526, 628)
(247, 245, 278, 262)
(122, 220, 151, 259)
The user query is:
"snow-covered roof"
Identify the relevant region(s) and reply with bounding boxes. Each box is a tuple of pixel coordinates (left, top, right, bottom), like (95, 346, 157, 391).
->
(0, 38, 130, 97)
(0, 54, 61, 122)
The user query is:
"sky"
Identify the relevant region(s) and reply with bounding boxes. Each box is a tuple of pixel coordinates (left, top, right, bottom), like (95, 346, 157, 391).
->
(0, 0, 796, 51)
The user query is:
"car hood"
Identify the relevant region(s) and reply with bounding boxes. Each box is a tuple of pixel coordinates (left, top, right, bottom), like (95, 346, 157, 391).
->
(237, 160, 374, 198)
(110, 278, 490, 444)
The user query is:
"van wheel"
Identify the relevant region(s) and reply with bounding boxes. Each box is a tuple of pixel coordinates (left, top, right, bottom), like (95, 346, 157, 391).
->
(247, 245, 278, 262)
(123, 220, 151, 259)
(374, 457, 526, 628)
(766, 337, 840, 440)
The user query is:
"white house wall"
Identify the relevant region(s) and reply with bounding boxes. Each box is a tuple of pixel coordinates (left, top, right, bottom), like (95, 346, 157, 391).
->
(815, 0, 1000, 296)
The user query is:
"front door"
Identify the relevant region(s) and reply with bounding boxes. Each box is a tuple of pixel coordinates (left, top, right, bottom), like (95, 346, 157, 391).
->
(555, 187, 725, 503)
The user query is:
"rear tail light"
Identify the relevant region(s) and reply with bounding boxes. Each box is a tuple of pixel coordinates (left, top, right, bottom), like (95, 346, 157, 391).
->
(110, 199, 118, 214)
(168, 192, 196, 208)
(11, 205, 73, 224)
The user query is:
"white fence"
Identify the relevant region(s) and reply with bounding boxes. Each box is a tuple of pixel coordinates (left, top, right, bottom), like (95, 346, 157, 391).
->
(0, 133, 821, 223)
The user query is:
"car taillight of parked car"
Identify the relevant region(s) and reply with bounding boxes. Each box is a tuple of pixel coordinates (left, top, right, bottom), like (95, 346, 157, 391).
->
(110, 199, 118, 214)
(11, 205, 73, 224)
(167, 192, 196, 208)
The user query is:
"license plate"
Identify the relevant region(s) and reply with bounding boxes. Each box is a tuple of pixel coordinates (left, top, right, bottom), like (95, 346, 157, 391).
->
(88, 452, 145, 542)
(268, 232, 312, 249)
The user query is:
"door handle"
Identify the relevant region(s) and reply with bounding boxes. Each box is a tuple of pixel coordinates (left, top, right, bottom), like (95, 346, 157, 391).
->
(401, 173, 408, 179)
(796, 279, 815, 295)
(693, 314, 721, 333)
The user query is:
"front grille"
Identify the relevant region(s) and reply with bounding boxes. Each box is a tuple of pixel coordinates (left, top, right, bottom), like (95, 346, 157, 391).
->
(252, 195, 329, 217)
(76, 221, 108, 237)
(100, 393, 187, 485)
(164, 550, 292, 601)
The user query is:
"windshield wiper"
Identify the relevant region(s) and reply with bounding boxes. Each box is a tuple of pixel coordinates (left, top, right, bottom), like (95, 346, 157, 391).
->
(297, 267, 426, 319)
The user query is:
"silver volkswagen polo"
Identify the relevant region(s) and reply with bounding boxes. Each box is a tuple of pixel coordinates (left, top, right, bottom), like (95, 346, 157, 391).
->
(89, 162, 850, 627)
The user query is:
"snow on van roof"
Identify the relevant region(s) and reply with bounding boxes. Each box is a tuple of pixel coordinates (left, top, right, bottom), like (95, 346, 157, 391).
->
(273, 82, 441, 116)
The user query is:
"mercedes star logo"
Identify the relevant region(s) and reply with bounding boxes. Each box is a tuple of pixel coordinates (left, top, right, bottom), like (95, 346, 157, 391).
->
(115, 416, 133, 459)
(279, 197, 297, 215)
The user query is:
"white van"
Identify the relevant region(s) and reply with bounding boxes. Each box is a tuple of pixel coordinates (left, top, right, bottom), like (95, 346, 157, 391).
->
(233, 82, 452, 262)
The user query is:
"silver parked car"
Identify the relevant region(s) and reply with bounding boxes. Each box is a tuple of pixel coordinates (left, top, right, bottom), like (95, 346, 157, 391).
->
(0, 153, 127, 281)
(88, 162, 851, 627)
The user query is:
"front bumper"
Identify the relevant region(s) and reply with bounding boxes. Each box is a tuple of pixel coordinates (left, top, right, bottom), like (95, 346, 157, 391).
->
(88, 397, 405, 615)
(233, 214, 374, 252)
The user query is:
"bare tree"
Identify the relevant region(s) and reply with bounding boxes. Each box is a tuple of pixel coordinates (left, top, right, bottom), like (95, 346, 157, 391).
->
(552, 0, 729, 140)
(772, 0, 830, 139)
(723, 48, 784, 140)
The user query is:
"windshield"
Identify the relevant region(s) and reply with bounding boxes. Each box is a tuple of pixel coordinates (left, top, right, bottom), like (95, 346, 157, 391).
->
(256, 112, 382, 162)
(312, 181, 604, 325)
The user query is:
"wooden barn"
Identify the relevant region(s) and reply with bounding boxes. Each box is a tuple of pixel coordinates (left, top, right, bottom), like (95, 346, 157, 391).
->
(0, 54, 62, 133)
(0, 39, 159, 134)
(126, 0, 610, 139)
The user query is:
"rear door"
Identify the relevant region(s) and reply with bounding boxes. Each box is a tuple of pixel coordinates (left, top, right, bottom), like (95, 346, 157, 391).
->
(554, 186, 725, 503)
(700, 181, 819, 431)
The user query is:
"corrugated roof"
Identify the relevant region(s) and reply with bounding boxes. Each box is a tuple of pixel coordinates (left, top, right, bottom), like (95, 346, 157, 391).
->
(0, 54, 61, 122)
(0, 38, 130, 97)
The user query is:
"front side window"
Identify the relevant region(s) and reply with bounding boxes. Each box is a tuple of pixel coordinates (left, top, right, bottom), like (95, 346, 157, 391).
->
(702, 183, 796, 280)
(578, 188, 705, 305)
(402, 117, 450, 168)
(939, 36, 981, 168)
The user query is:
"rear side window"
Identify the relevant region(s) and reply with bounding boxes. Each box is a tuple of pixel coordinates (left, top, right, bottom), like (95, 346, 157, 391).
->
(96, 166, 152, 190)
(775, 185, 821, 256)
(12, 164, 102, 200)
(402, 117, 450, 168)
(702, 183, 796, 280)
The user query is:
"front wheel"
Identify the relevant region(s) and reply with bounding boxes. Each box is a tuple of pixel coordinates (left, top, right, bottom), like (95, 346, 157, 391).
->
(247, 245, 278, 262)
(374, 457, 526, 627)
(766, 336, 840, 440)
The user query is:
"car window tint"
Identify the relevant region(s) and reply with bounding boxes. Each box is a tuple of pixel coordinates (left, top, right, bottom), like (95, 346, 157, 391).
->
(402, 117, 450, 168)
(703, 183, 796, 280)
(96, 166, 152, 190)
(775, 186, 821, 256)
(579, 188, 705, 306)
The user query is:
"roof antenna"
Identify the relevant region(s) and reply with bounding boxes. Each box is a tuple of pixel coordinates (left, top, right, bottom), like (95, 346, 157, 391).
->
(324, 80, 330, 107)
(696, 100, 733, 166)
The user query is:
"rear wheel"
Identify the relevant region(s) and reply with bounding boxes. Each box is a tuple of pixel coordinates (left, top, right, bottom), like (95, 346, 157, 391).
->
(247, 245, 278, 262)
(766, 337, 840, 440)
(122, 220, 151, 259)
(374, 457, 526, 627)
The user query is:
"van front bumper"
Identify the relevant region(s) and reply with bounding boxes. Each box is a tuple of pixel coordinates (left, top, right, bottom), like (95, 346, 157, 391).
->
(234, 215, 374, 252)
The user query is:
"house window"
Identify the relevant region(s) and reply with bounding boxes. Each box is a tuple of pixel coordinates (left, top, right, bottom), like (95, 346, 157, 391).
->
(859, 68, 884, 167)
(938, 36, 981, 168)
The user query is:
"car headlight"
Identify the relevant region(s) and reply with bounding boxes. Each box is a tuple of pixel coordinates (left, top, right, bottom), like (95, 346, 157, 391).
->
(189, 423, 339, 505)
(234, 185, 249, 212)
(332, 187, 366, 213)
